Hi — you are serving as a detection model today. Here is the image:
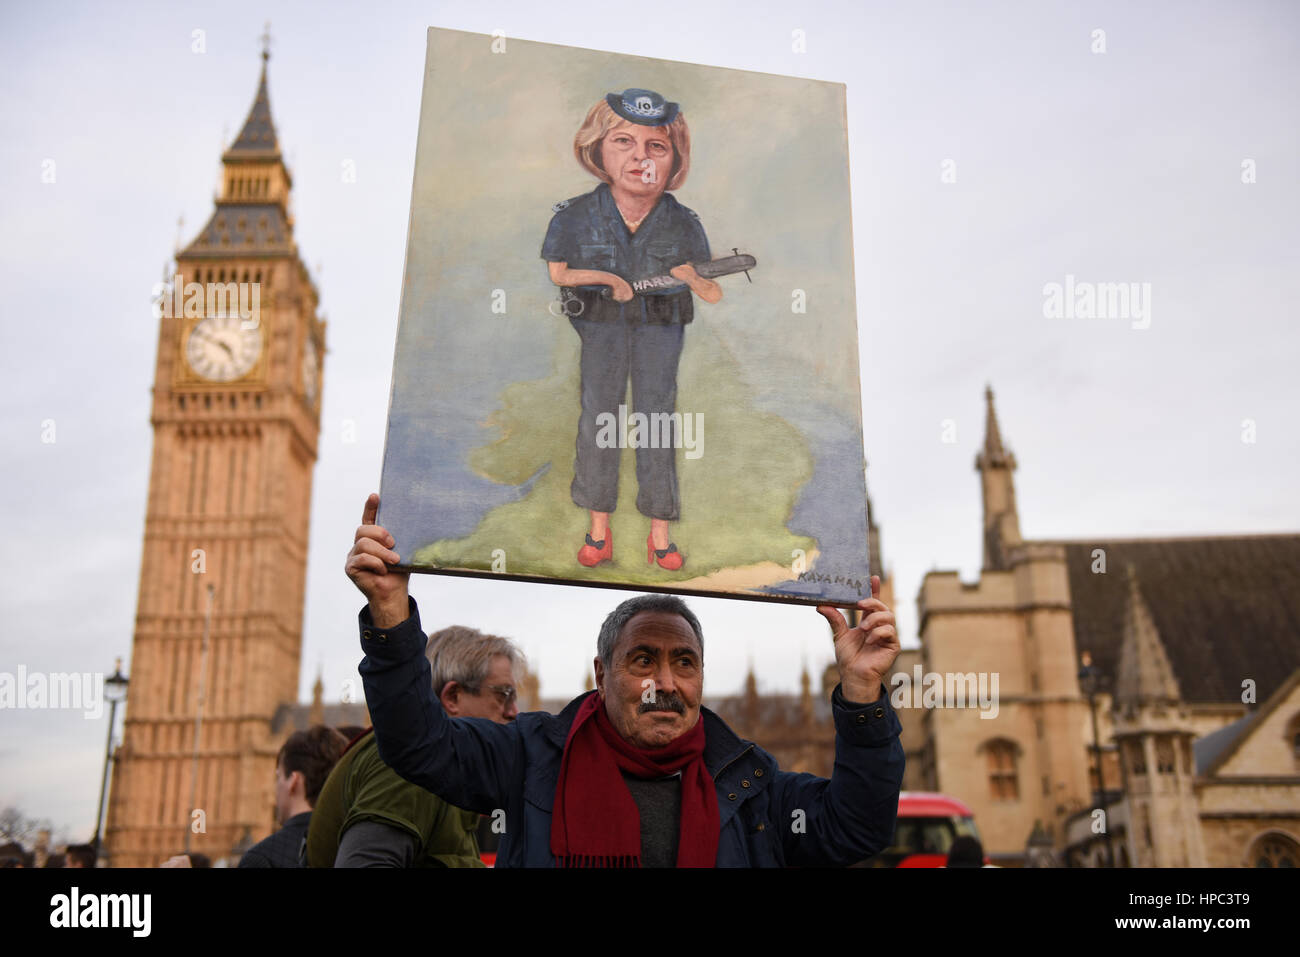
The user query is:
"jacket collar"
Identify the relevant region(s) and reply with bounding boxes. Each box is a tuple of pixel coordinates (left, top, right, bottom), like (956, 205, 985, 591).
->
(595, 182, 672, 243)
(545, 691, 754, 778)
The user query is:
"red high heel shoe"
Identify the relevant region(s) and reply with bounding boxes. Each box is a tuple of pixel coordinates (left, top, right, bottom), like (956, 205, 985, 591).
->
(647, 535, 684, 571)
(578, 529, 613, 567)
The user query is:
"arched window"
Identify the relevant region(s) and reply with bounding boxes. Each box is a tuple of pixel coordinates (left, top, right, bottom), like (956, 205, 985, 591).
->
(981, 738, 1019, 801)
(1126, 740, 1147, 775)
(1156, 738, 1176, 774)
(1249, 832, 1299, 868)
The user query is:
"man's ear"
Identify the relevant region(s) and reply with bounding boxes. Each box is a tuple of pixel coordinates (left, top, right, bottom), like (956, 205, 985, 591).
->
(289, 770, 307, 798)
(439, 680, 461, 716)
(593, 658, 605, 699)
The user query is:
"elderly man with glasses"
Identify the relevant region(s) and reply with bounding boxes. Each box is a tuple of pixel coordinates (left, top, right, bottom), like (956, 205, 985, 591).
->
(347, 493, 904, 867)
(306, 622, 524, 867)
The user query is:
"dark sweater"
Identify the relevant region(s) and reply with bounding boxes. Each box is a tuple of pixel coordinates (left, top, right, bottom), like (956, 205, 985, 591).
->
(622, 773, 681, 868)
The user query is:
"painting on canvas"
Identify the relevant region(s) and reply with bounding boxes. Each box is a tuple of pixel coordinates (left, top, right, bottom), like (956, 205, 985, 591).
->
(377, 27, 871, 605)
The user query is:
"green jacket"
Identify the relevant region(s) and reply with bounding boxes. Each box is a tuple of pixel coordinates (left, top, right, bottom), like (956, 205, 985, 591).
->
(306, 729, 484, 867)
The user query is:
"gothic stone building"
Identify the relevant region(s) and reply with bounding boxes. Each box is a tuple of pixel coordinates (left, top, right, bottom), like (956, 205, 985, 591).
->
(912, 388, 1300, 867)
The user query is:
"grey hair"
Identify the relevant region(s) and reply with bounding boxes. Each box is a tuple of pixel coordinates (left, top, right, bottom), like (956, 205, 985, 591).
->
(596, 594, 704, 672)
(425, 625, 524, 693)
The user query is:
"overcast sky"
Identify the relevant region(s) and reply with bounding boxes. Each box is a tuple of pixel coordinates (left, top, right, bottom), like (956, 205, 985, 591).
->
(2, 0, 1296, 839)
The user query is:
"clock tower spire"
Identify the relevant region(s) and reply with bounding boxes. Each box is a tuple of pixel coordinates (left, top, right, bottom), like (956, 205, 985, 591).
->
(105, 44, 326, 867)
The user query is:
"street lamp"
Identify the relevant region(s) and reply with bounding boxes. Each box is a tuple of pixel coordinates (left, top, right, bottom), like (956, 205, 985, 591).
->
(92, 657, 130, 866)
(1077, 650, 1115, 867)
(1025, 819, 1056, 867)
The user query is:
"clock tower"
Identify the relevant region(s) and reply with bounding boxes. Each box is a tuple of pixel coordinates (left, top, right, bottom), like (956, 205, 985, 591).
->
(105, 46, 325, 866)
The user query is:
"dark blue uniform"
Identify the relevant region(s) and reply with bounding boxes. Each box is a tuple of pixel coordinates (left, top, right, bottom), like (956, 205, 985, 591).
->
(541, 183, 712, 521)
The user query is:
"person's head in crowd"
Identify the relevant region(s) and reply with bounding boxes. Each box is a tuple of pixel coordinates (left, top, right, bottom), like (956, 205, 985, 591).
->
(64, 843, 96, 868)
(43, 852, 66, 868)
(275, 726, 348, 826)
(594, 593, 704, 749)
(336, 725, 366, 744)
(0, 842, 33, 868)
(946, 835, 985, 868)
(426, 625, 524, 723)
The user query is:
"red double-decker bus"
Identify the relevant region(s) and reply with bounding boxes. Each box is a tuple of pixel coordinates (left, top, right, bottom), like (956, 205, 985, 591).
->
(864, 791, 987, 867)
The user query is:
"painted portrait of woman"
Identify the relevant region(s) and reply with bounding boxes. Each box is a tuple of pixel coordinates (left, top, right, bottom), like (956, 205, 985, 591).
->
(541, 88, 722, 572)
(384, 31, 872, 605)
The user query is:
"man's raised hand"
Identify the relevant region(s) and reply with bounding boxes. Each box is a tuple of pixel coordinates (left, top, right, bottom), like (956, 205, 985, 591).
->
(816, 575, 900, 705)
(345, 493, 410, 627)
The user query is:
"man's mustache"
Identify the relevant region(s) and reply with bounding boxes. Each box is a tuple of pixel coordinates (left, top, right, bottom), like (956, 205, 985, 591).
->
(638, 691, 686, 715)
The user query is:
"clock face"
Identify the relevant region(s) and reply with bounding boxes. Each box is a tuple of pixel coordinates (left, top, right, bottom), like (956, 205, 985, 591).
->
(186, 315, 262, 382)
(302, 338, 319, 404)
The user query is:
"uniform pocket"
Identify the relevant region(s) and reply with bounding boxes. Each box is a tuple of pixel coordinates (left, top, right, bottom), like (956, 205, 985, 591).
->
(647, 241, 682, 271)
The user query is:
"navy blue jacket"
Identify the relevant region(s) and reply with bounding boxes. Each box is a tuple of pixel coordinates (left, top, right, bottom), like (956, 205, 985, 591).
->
(237, 811, 311, 868)
(358, 597, 905, 867)
(541, 183, 710, 325)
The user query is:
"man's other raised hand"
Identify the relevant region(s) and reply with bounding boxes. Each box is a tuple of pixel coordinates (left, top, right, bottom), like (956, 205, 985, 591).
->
(345, 493, 410, 627)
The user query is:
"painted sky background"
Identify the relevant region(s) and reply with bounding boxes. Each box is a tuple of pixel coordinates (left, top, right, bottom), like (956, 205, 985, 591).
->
(1, 0, 1296, 839)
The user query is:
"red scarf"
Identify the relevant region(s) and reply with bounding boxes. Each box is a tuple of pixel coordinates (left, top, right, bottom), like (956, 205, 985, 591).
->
(550, 693, 719, 867)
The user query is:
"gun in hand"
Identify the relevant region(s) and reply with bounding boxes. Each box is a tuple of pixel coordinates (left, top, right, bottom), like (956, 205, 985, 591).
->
(602, 250, 757, 298)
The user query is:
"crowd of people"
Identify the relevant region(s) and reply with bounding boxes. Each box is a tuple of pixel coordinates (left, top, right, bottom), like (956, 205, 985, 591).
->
(10, 493, 913, 869)
(0, 841, 96, 869)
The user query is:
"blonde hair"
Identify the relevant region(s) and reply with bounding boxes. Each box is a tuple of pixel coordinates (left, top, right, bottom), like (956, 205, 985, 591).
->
(573, 99, 691, 191)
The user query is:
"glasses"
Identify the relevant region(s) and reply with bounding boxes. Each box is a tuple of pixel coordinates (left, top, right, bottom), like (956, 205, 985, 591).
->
(479, 684, 517, 706)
